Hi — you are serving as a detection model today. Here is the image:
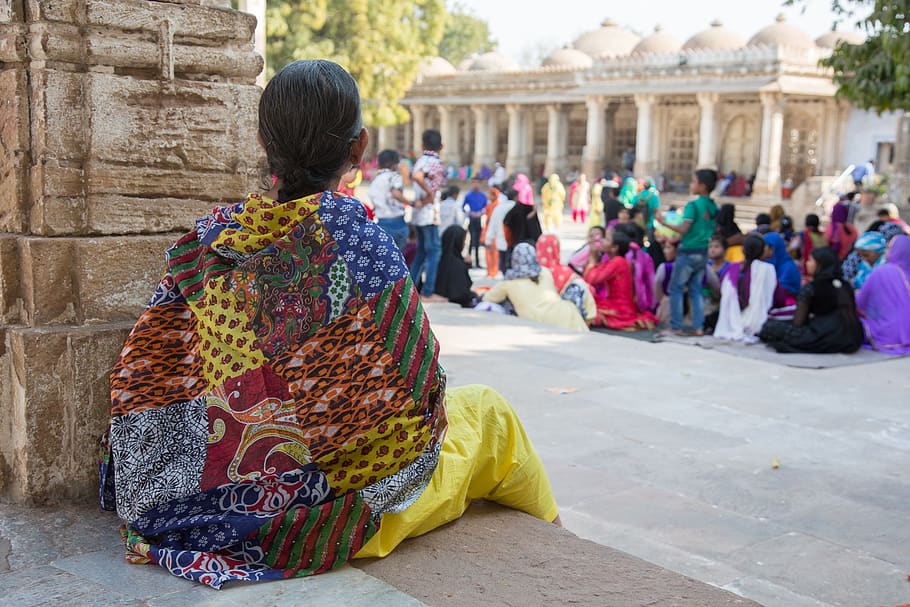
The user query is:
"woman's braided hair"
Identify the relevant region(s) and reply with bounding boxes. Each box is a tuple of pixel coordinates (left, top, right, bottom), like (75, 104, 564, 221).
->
(258, 60, 363, 202)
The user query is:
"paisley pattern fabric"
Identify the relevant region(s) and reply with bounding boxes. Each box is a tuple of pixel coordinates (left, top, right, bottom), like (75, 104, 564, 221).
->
(102, 191, 447, 588)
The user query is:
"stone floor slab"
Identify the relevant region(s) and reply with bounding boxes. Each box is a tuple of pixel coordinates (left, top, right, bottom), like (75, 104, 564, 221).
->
(0, 565, 140, 607)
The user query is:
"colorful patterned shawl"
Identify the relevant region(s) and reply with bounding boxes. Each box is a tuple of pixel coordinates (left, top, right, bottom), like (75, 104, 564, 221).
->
(101, 191, 447, 588)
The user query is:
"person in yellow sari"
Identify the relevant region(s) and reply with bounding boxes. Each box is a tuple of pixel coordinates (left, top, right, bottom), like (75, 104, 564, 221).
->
(540, 174, 566, 233)
(101, 59, 557, 588)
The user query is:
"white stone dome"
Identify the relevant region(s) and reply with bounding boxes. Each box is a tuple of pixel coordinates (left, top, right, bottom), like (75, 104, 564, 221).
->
(815, 29, 865, 48)
(632, 24, 682, 55)
(573, 18, 641, 58)
(468, 51, 518, 72)
(542, 45, 594, 69)
(748, 14, 814, 49)
(682, 19, 747, 51)
(417, 56, 456, 78)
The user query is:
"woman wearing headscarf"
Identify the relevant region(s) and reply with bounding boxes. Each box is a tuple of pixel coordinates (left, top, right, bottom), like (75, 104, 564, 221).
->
(481, 243, 591, 332)
(569, 174, 591, 224)
(848, 231, 887, 290)
(434, 225, 477, 307)
(763, 232, 801, 297)
(841, 221, 902, 286)
(825, 202, 858, 261)
(619, 177, 638, 209)
(513, 173, 535, 207)
(759, 247, 864, 353)
(856, 235, 910, 355)
(713, 234, 778, 342)
(536, 235, 597, 323)
(714, 203, 745, 262)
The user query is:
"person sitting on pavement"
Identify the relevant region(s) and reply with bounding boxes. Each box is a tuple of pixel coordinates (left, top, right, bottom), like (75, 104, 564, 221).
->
(848, 231, 887, 290)
(584, 231, 657, 331)
(758, 246, 864, 354)
(102, 59, 560, 588)
(536, 234, 597, 324)
(435, 224, 478, 308)
(713, 234, 781, 342)
(855, 235, 910, 355)
(714, 203, 745, 263)
(482, 242, 591, 332)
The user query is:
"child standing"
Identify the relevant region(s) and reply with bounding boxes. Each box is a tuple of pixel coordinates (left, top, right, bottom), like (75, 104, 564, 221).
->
(410, 129, 447, 302)
(369, 149, 411, 250)
(654, 169, 718, 336)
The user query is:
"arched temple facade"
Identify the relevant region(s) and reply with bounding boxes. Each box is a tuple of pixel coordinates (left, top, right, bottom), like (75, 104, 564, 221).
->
(379, 16, 874, 195)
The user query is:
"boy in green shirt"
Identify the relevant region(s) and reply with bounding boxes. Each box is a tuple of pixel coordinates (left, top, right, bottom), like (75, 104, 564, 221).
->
(655, 169, 718, 335)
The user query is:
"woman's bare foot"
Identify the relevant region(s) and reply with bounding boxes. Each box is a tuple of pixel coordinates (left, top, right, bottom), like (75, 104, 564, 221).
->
(420, 294, 448, 303)
(552, 514, 563, 527)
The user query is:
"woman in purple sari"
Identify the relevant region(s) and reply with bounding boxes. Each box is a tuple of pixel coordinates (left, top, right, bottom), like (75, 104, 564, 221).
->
(856, 235, 910, 355)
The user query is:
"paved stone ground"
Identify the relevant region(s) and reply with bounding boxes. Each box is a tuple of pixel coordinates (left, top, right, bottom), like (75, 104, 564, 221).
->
(1, 214, 908, 606)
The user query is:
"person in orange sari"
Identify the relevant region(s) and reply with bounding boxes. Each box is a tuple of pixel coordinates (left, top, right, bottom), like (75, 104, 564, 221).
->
(583, 231, 657, 330)
(482, 187, 501, 278)
(536, 234, 596, 322)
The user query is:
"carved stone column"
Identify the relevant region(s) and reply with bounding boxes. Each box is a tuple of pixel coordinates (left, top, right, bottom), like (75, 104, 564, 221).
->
(583, 96, 606, 179)
(544, 104, 568, 176)
(633, 94, 656, 176)
(472, 106, 495, 169)
(696, 92, 720, 169)
(437, 105, 460, 165)
(505, 104, 531, 175)
(754, 92, 785, 195)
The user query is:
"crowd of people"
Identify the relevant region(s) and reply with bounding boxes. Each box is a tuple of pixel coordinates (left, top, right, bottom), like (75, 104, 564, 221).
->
(364, 131, 910, 357)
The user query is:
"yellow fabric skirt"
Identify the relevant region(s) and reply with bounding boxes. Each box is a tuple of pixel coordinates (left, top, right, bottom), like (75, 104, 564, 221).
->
(354, 384, 558, 558)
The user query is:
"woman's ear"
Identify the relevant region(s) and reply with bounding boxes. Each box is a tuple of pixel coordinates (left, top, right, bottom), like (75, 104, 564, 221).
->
(349, 127, 369, 167)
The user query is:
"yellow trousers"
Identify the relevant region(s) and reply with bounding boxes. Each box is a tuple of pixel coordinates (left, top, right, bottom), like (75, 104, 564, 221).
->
(355, 384, 558, 558)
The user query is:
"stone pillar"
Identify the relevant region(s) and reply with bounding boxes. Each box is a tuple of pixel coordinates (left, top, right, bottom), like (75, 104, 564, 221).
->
(376, 125, 394, 152)
(0, 1, 262, 503)
(633, 94, 656, 176)
(237, 0, 266, 85)
(583, 96, 607, 180)
(473, 106, 495, 170)
(696, 92, 720, 169)
(754, 92, 785, 195)
(410, 106, 426, 154)
(505, 104, 531, 175)
(544, 104, 568, 177)
(437, 105, 459, 165)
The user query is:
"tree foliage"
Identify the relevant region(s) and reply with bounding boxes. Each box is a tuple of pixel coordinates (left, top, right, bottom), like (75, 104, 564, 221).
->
(437, 3, 497, 66)
(788, 0, 910, 112)
(265, 0, 446, 126)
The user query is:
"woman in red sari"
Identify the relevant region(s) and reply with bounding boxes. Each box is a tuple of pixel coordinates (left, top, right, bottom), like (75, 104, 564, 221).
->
(584, 231, 657, 330)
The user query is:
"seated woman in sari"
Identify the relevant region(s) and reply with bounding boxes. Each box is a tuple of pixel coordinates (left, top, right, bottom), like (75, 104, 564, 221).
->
(482, 243, 591, 332)
(713, 234, 780, 342)
(584, 232, 657, 330)
(856, 235, 910, 355)
(826, 202, 858, 261)
(759, 247, 863, 353)
(536, 234, 597, 323)
(101, 60, 558, 588)
(848, 231, 887, 290)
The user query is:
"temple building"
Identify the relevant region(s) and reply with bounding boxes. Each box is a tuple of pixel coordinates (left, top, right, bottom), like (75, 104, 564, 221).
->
(378, 16, 898, 195)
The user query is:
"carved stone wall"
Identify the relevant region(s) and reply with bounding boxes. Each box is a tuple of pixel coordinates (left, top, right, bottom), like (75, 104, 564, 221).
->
(0, 0, 262, 503)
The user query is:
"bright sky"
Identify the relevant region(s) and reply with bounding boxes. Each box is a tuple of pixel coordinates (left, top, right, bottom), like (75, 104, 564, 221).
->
(455, 0, 863, 65)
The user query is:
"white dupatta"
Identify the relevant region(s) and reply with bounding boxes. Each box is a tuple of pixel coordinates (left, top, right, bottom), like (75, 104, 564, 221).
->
(713, 261, 777, 342)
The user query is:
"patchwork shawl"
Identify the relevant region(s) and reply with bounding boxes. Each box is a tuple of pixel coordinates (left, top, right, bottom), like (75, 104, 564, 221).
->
(100, 192, 447, 588)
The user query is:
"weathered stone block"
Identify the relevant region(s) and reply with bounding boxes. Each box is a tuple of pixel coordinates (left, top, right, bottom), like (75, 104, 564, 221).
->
(86, 195, 217, 235)
(0, 67, 28, 234)
(75, 235, 174, 322)
(0, 235, 22, 324)
(19, 236, 77, 326)
(43, 68, 85, 158)
(2, 323, 133, 503)
(0, 22, 26, 62)
(86, 0, 255, 41)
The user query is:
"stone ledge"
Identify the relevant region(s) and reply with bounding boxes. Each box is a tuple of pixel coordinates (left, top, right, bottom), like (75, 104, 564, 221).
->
(355, 501, 761, 607)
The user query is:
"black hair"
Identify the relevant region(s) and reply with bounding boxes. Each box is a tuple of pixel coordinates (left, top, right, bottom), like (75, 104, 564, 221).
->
(739, 234, 765, 310)
(755, 213, 771, 226)
(877, 207, 893, 217)
(589, 225, 606, 237)
(710, 234, 728, 249)
(422, 129, 442, 151)
(780, 216, 793, 230)
(612, 231, 631, 257)
(259, 60, 362, 202)
(694, 168, 718, 193)
(805, 213, 820, 229)
(443, 185, 460, 199)
(377, 149, 399, 169)
(505, 187, 519, 200)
